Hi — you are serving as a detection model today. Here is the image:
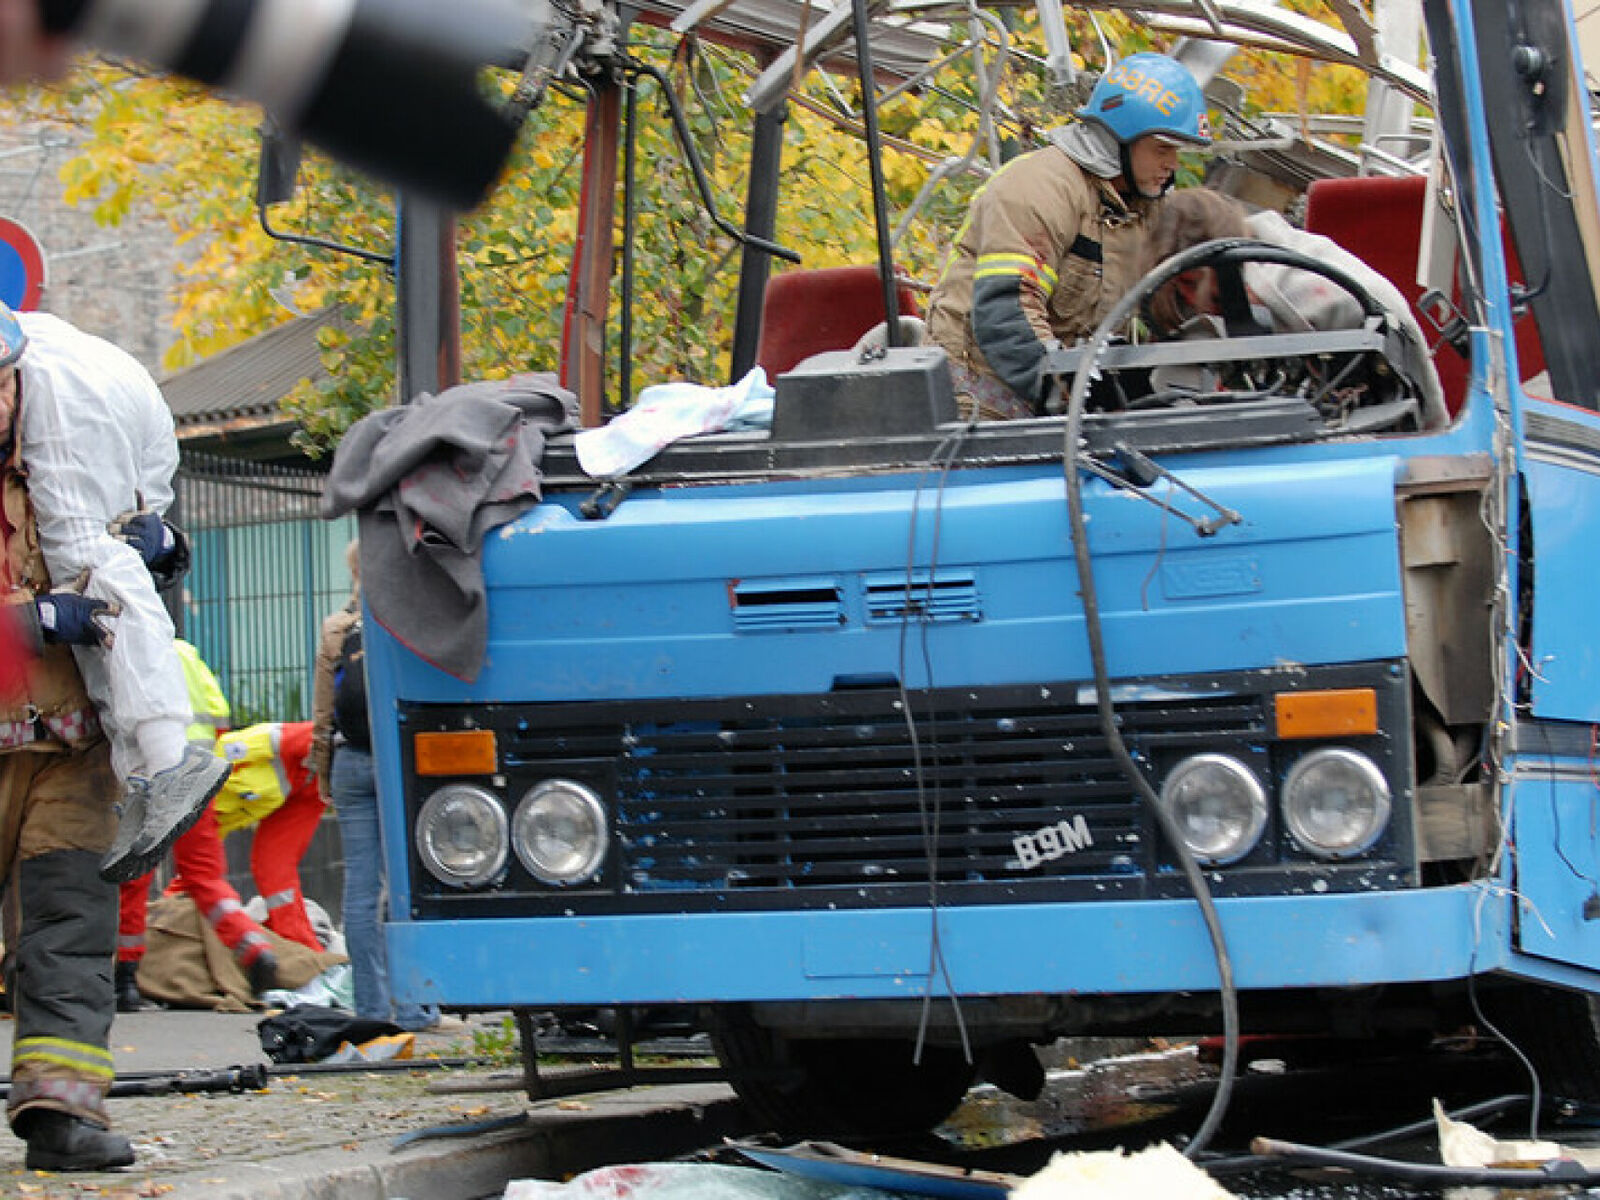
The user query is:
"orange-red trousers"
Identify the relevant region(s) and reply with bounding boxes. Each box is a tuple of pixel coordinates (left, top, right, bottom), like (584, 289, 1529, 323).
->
(117, 789, 326, 966)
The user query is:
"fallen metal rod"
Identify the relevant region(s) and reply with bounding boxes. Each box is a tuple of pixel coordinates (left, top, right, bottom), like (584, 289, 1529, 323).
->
(0, 1063, 273, 1101)
(264, 1055, 479, 1076)
(1250, 1136, 1600, 1187)
(1202, 1093, 1533, 1174)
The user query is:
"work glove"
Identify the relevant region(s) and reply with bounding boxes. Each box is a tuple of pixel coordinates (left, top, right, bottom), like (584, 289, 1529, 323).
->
(35, 572, 118, 649)
(109, 507, 192, 588)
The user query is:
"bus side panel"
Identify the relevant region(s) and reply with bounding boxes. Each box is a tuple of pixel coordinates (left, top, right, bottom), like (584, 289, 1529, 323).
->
(1523, 400, 1600, 721)
(1510, 757, 1600, 972)
(382, 887, 1513, 1008)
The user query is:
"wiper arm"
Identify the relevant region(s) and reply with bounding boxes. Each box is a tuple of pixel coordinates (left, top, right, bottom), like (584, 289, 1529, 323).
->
(1076, 440, 1243, 537)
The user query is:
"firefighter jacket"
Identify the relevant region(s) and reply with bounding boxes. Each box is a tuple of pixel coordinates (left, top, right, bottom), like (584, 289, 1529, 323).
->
(0, 438, 98, 753)
(0, 412, 120, 1131)
(213, 721, 317, 835)
(925, 142, 1159, 414)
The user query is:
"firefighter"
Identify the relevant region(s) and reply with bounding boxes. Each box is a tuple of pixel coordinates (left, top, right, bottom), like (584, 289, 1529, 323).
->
(114, 640, 283, 1011)
(0, 308, 134, 1170)
(4, 298, 230, 884)
(925, 52, 1211, 420)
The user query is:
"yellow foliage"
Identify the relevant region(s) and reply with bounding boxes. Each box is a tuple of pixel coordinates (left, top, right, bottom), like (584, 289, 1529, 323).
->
(0, 7, 1379, 441)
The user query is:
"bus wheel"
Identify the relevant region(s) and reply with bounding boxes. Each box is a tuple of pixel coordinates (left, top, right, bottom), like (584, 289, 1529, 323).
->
(1483, 982, 1600, 1102)
(709, 1005, 977, 1138)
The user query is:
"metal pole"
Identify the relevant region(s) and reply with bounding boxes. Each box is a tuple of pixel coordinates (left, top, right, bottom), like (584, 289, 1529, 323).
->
(620, 78, 639, 414)
(731, 102, 788, 381)
(849, 0, 901, 347)
(396, 196, 461, 403)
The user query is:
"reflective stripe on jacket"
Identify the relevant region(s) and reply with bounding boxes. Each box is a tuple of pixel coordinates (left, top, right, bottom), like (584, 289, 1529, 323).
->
(174, 639, 229, 748)
(214, 721, 316, 835)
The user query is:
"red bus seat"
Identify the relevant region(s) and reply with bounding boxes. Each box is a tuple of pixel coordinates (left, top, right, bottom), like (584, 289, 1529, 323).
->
(1305, 175, 1546, 414)
(756, 266, 921, 378)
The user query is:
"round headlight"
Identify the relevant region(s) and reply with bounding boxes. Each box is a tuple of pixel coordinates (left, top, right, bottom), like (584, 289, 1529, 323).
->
(415, 785, 508, 888)
(512, 779, 608, 885)
(1282, 747, 1391, 859)
(1159, 754, 1268, 865)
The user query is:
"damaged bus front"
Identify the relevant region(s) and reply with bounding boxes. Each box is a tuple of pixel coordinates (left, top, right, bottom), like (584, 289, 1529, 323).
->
(358, 0, 1600, 1140)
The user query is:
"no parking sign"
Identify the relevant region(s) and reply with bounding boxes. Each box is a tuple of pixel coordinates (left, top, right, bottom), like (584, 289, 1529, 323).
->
(0, 218, 46, 311)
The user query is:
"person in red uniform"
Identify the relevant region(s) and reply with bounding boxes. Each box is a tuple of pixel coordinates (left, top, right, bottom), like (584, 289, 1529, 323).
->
(211, 720, 328, 954)
(113, 640, 283, 1010)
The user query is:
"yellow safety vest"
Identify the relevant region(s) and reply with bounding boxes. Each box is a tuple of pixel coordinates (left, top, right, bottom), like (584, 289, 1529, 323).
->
(174, 639, 230, 750)
(213, 722, 291, 835)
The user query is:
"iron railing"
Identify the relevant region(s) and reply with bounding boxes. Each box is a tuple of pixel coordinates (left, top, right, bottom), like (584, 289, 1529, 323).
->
(172, 450, 354, 725)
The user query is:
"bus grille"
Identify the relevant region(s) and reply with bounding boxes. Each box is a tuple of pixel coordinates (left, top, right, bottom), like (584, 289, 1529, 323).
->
(497, 687, 1266, 892)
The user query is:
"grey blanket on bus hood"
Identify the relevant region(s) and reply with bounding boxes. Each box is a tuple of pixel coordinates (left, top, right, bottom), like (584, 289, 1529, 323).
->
(320, 374, 578, 682)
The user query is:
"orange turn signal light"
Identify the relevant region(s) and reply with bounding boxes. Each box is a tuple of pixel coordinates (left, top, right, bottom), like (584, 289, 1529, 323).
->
(414, 729, 498, 776)
(1274, 688, 1379, 740)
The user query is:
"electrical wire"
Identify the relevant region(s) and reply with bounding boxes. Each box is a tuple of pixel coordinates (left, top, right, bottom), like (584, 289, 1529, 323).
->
(901, 419, 979, 1067)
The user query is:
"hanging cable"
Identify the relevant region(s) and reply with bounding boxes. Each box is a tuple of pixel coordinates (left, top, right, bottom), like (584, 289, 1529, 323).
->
(1056, 248, 1246, 1158)
(901, 420, 979, 1067)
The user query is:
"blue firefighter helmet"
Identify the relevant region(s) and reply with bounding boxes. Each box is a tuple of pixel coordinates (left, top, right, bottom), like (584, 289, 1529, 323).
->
(1077, 53, 1211, 147)
(0, 302, 22, 370)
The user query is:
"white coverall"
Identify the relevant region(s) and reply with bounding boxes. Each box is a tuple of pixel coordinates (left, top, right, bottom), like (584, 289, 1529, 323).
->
(1242, 210, 1449, 430)
(15, 312, 191, 782)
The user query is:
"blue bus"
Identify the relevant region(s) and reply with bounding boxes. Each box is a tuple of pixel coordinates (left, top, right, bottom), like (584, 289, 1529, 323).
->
(352, 0, 1600, 1143)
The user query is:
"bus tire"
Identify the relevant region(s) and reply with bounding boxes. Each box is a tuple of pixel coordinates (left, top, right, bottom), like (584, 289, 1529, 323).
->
(708, 1005, 977, 1138)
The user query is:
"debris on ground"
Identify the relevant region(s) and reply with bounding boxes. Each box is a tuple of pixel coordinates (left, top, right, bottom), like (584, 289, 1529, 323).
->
(1008, 1143, 1235, 1200)
(1433, 1097, 1600, 1168)
(503, 1161, 896, 1198)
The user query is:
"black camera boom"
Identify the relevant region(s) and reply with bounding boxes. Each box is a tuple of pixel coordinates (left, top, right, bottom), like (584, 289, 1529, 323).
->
(41, 0, 530, 210)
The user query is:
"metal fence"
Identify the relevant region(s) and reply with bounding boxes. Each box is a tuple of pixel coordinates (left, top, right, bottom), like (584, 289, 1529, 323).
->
(173, 451, 355, 726)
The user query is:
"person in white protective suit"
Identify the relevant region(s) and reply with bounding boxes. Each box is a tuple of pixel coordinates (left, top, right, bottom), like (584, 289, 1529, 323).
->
(1138, 187, 1449, 430)
(8, 302, 230, 883)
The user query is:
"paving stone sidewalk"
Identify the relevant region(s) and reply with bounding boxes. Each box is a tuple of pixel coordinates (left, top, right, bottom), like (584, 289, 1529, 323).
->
(0, 1009, 743, 1200)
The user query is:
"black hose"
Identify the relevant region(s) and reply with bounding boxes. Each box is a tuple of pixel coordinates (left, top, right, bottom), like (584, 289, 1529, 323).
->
(1251, 1135, 1600, 1187)
(1059, 252, 1243, 1158)
(1200, 1093, 1533, 1174)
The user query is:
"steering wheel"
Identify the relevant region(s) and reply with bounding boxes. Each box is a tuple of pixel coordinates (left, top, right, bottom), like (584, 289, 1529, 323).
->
(1133, 236, 1388, 339)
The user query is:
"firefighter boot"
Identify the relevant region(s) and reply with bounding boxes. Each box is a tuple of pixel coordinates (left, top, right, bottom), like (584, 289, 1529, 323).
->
(113, 961, 147, 1013)
(16, 1110, 134, 1172)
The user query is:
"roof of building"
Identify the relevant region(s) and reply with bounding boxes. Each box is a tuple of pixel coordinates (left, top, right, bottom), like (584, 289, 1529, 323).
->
(161, 308, 338, 433)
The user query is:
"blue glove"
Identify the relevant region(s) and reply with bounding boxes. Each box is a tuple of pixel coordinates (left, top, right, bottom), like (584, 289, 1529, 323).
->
(35, 588, 115, 648)
(109, 508, 191, 587)
(110, 510, 175, 566)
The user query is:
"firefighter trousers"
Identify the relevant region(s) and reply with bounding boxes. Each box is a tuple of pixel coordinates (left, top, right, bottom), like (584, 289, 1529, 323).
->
(0, 740, 118, 1130)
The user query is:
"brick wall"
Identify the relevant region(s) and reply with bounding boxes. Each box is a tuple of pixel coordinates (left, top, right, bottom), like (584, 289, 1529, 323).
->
(0, 121, 180, 374)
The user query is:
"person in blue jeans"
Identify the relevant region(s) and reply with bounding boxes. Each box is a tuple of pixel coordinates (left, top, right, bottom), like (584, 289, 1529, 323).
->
(326, 745, 438, 1030)
(311, 543, 438, 1031)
